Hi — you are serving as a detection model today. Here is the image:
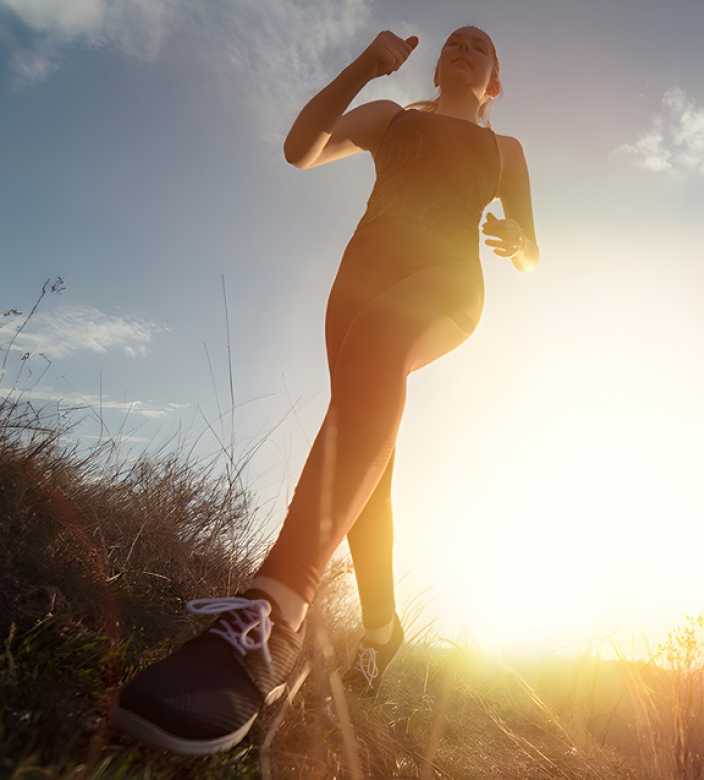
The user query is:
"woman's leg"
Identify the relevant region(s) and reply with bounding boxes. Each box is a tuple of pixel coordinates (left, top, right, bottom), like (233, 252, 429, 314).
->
(346, 450, 396, 631)
(255, 264, 480, 610)
(325, 249, 399, 633)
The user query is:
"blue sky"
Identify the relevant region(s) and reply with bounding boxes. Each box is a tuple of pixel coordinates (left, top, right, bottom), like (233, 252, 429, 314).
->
(2, 0, 704, 656)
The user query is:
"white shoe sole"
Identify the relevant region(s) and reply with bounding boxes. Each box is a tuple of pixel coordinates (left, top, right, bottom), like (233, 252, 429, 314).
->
(111, 681, 288, 756)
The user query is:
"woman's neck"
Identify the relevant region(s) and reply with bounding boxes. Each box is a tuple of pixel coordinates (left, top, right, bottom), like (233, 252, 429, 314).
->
(434, 91, 482, 124)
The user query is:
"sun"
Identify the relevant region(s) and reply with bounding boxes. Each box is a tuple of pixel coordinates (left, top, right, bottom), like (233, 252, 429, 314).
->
(396, 397, 703, 657)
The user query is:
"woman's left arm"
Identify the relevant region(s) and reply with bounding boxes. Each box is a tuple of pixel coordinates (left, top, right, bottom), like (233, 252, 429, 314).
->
(482, 135, 540, 273)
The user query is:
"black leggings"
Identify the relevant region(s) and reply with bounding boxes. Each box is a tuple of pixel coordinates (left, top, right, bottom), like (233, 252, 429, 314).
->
(256, 217, 484, 628)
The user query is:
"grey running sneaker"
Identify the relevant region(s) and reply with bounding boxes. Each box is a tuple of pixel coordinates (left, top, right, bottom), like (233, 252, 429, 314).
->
(111, 593, 306, 756)
(344, 614, 404, 696)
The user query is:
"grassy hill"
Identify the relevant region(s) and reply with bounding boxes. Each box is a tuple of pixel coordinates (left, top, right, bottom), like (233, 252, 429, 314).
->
(1, 399, 703, 780)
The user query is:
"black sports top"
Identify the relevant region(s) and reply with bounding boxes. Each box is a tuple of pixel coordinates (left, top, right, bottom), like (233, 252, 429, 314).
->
(357, 108, 501, 248)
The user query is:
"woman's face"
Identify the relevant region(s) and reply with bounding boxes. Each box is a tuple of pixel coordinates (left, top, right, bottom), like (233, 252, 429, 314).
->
(436, 27, 498, 99)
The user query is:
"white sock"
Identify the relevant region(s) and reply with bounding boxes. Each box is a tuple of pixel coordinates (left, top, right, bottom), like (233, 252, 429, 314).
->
(250, 576, 308, 632)
(363, 619, 394, 645)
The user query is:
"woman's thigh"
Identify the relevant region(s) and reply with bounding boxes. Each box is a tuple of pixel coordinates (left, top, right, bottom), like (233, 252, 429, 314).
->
(326, 221, 484, 373)
(329, 263, 482, 384)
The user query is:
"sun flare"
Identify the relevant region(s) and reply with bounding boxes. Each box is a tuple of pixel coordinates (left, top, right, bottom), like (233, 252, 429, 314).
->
(396, 381, 704, 658)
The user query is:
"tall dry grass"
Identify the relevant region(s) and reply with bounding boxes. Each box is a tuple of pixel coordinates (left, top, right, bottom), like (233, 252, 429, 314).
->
(1, 282, 268, 776)
(0, 389, 268, 774)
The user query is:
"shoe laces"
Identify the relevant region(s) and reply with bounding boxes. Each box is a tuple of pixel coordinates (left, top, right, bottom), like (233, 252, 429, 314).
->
(355, 644, 379, 687)
(186, 597, 274, 670)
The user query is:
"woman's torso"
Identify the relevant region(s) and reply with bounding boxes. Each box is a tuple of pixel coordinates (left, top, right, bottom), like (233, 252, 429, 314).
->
(356, 108, 501, 259)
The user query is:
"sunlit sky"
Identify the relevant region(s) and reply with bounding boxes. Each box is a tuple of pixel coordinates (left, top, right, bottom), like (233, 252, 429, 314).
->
(2, 0, 704, 658)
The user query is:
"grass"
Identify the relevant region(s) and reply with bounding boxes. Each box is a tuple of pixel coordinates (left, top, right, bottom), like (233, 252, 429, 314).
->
(2, 286, 704, 779)
(2, 404, 703, 779)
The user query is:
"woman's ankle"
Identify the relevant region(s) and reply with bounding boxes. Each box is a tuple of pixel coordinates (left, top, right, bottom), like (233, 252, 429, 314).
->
(363, 618, 395, 645)
(249, 576, 309, 631)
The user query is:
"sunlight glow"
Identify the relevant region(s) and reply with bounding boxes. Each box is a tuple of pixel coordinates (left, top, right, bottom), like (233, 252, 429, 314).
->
(396, 374, 704, 658)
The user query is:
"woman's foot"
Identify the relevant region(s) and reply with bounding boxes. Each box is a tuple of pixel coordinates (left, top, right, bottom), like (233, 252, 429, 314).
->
(111, 592, 307, 756)
(343, 614, 404, 696)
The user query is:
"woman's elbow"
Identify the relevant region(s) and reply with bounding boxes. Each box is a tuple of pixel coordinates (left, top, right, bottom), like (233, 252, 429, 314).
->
(283, 140, 303, 168)
(283, 142, 314, 169)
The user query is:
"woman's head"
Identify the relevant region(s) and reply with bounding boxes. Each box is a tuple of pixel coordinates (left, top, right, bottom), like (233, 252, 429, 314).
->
(434, 26, 501, 124)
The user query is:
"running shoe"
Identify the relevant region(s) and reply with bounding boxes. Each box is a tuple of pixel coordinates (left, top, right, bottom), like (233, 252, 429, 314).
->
(343, 613, 404, 696)
(111, 592, 306, 756)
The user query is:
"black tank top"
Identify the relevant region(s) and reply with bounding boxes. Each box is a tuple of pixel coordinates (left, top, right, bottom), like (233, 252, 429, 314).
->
(357, 109, 501, 250)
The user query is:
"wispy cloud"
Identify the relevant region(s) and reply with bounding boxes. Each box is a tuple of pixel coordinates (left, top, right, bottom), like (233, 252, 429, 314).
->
(612, 87, 704, 178)
(0, 0, 169, 86)
(186, 0, 374, 132)
(0, 382, 188, 421)
(1, 304, 167, 360)
(0, 0, 380, 130)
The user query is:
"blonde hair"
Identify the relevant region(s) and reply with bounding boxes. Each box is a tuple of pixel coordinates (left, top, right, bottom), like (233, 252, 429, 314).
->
(406, 27, 501, 128)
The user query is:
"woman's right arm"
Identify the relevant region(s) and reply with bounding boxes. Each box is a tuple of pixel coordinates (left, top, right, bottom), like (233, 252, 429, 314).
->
(284, 31, 418, 169)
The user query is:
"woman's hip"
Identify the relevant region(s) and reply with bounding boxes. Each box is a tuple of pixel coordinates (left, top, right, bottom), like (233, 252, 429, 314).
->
(326, 221, 484, 370)
(328, 218, 484, 329)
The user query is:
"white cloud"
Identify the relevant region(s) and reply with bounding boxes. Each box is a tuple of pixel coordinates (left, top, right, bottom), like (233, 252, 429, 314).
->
(192, 0, 434, 137)
(1, 0, 429, 138)
(9, 45, 60, 83)
(1, 0, 377, 125)
(1, 302, 186, 426)
(1, 304, 166, 360)
(0, 0, 437, 136)
(0, 382, 186, 421)
(0, 0, 169, 85)
(2, 0, 104, 38)
(612, 87, 704, 178)
(192, 0, 374, 133)
(104, 0, 168, 61)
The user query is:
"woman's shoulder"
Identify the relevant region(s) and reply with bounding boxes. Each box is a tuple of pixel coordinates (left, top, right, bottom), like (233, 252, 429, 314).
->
(493, 133, 527, 175)
(363, 99, 404, 112)
(352, 99, 405, 123)
(334, 99, 403, 131)
(336, 100, 405, 158)
(494, 133, 524, 155)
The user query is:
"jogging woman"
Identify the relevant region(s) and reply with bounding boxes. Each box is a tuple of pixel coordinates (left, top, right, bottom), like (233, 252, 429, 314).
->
(113, 26, 539, 756)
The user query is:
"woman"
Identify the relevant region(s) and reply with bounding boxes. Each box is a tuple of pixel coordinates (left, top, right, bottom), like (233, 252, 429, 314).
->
(113, 26, 539, 756)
